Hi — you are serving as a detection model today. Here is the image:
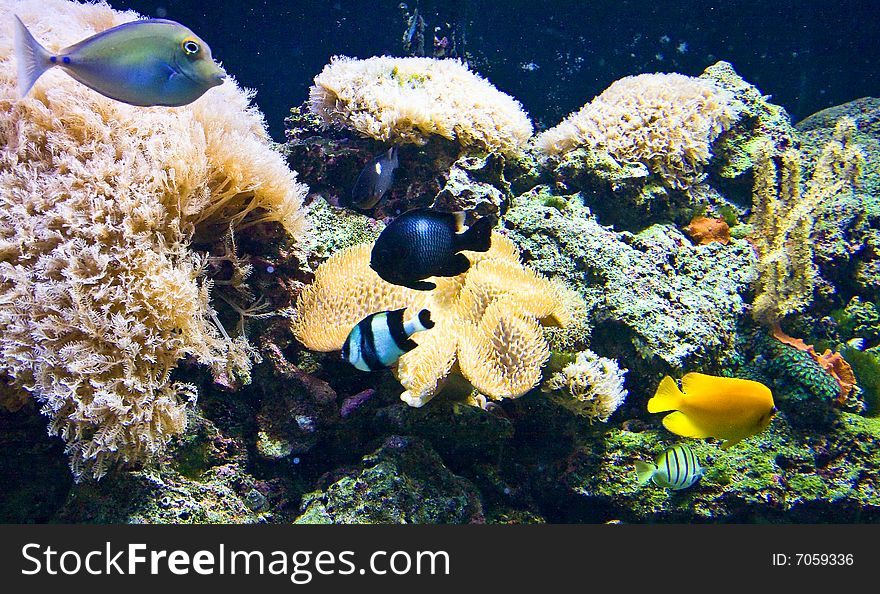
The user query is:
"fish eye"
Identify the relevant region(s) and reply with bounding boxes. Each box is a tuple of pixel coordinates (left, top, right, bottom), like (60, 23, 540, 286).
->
(182, 39, 200, 55)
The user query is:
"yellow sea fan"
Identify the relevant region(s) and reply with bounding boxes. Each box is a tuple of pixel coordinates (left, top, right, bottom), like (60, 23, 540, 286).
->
(457, 299, 550, 399)
(292, 244, 427, 351)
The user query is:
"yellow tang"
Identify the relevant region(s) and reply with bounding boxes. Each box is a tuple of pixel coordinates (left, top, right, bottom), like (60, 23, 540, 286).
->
(647, 373, 776, 449)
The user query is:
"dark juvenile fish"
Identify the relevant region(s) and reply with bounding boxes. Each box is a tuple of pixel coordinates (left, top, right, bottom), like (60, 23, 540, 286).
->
(342, 308, 434, 371)
(350, 147, 399, 209)
(370, 208, 495, 290)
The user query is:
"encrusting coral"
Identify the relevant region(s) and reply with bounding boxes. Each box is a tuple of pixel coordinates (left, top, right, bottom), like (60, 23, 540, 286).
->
(309, 55, 534, 155)
(534, 72, 741, 190)
(293, 233, 570, 406)
(749, 117, 864, 326)
(0, 0, 310, 479)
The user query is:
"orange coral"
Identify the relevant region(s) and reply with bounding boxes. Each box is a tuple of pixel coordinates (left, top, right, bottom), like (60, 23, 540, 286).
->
(684, 216, 731, 245)
(771, 325, 856, 402)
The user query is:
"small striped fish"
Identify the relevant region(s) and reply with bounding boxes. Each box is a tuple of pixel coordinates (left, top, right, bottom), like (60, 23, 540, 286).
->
(635, 443, 703, 490)
(342, 308, 434, 371)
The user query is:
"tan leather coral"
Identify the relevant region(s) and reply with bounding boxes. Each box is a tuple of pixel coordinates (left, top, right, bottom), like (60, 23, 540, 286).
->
(294, 232, 569, 406)
(292, 243, 427, 352)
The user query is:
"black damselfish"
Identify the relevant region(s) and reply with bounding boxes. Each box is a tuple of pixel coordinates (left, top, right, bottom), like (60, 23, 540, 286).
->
(349, 146, 399, 209)
(370, 208, 495, 290)
(342, 308, 434, 371)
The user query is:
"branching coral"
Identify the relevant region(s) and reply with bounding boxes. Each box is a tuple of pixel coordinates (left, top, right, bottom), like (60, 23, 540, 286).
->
(0, 0, 310, 479)
(543, 349, 628, 422)
(293, 233, 570, 406)
(749, 118, 864, 326)
(309, 55, 533, 155)
(534, 72, 740, 190)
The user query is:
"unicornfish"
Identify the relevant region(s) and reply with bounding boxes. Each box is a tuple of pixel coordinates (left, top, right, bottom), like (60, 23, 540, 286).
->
(14, 15, 226, 106)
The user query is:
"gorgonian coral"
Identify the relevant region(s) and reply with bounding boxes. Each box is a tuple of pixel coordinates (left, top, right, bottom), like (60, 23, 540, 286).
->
(309, 55, 533, 155)
(534, 72, 740, 190)
(749, 118, 864, 326)
(0, 0, 310, 478)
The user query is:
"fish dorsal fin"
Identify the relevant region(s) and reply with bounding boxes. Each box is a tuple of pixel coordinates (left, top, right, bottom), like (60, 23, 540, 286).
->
(647, 376, 682, 413)
(661, 411, 708, 439)
(680, 372, 725, 398)
(682, 373, 769, 402)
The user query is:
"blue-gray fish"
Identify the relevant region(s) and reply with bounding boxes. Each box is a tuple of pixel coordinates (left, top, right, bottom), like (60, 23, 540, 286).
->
(370, 208, 495, 291)
(14, 15, 225, 106)
(635, 443, 703, 490)
(350, 146, 399, 209)
(342, 308, 434, 371)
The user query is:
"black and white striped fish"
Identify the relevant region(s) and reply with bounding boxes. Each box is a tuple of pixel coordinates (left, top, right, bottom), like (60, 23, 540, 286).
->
(342, 308, 434, 371)
(635, 443, 703, 490)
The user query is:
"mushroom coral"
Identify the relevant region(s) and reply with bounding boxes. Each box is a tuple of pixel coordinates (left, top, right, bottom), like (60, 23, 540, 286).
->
(0, 0, 310, 479)
(293, 233, 569, 406)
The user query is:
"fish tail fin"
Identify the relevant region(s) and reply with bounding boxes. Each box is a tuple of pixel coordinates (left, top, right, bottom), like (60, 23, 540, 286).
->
(647, 376, 683, 413)
(388, 146, 399, 167)
(416, 309, 434, 330)
(457, 215, 495, 252)
(404, 308, 434, 335)
(634, 461, 656, 485)
(13, 15, 54, 98)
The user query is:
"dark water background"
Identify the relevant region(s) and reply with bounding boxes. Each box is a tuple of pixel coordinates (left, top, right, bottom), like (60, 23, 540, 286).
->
(111, 0, 878, 143)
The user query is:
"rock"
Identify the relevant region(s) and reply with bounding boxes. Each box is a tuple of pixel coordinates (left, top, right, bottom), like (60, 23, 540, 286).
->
(295, 436, 484, 524)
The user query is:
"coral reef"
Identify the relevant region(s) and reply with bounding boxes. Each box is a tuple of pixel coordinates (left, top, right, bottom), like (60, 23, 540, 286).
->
(502, 188, 756, 373)
(309, 55, 533, 155)
(0, 0, 309, 478)
(3, 11, 879, 528)
(796, 99, 880, 306)
(701, 61, 798, 187)
(561, 413, 880, 523)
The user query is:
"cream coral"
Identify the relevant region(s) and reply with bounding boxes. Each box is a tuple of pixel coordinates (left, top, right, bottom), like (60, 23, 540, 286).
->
(534, 72, 740, 190)
(309, 55, 533, 155)
(543, 349, 628, 422)
(0, 0, 310, 478)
